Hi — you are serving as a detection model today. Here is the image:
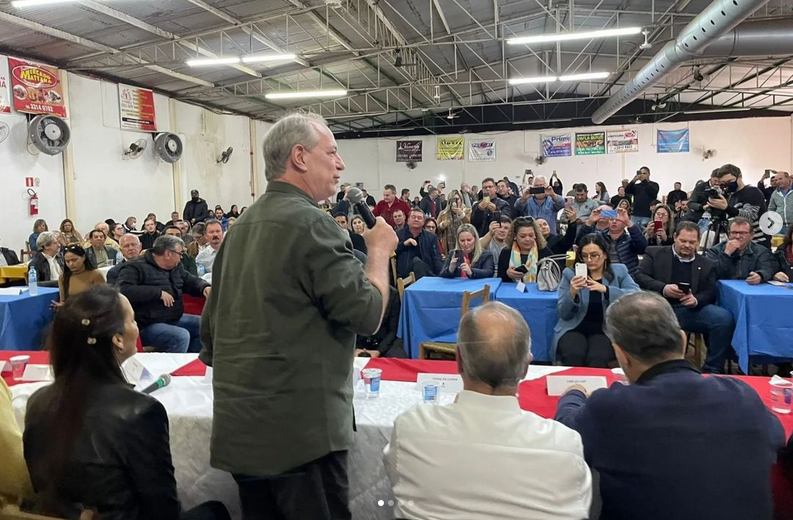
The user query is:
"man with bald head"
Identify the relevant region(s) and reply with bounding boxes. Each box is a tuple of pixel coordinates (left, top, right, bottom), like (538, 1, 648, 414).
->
(385, 302, 591, 520)
(106, 233, 141, 284)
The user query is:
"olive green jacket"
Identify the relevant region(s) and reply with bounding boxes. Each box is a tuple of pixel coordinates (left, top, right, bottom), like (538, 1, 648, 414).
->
(200, 181, 383, 475)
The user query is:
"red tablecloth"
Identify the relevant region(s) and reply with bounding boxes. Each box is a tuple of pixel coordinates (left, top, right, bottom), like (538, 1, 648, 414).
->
(3, 353, 791, 437)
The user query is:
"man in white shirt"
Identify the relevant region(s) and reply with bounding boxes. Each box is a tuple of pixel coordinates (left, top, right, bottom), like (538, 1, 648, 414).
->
(384, 302, 592, 520)
(196, 220, 224, 273)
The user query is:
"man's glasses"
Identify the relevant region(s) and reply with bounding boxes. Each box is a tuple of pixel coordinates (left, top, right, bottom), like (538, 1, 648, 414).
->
(729, 231, 750, 236)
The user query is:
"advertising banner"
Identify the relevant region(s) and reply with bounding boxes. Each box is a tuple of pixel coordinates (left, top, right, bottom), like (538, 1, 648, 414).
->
(119, 84, 157, 132)
(396, 140, 422, 162)
(657, 128, 690, 153)
(0, 56, 10, 114)
(575, 132, 606, 155)
(606, 129, 639, 153)
(540, 133, 572, 157)
(468, 139, 496, 161)
(8, 57, 66, 117)
(437, 136, 464, 160)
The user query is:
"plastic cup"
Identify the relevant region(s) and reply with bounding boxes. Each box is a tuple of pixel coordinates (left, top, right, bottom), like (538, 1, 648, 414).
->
(9, 355, 30, 381)
(362, 368, 382, 398)
(770, 379, 793, 414)
(422, 383, 439, 404)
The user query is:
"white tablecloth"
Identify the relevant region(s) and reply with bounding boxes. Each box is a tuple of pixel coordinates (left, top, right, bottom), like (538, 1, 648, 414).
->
(9, 353, 458, 520)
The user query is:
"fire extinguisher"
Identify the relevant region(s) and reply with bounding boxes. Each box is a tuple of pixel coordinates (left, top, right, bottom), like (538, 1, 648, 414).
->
(28, 188, 39, 216)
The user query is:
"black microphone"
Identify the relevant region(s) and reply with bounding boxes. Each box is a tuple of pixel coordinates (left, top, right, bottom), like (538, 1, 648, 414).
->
(347, 187, 377, 229)
(140, 374, 172, 395)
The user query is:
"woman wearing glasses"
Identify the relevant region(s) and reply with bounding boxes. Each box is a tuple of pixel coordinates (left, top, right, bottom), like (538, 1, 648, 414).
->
(439, 224, 494, 278)
(552, 234, 639, 367)
(497, 217, 554, 283)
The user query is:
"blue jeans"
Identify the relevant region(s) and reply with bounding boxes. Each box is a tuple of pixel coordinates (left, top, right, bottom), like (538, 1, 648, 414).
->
(139, 315, 202, 353)
(674, 304, 735, 374)
(631, 215, 651, 228)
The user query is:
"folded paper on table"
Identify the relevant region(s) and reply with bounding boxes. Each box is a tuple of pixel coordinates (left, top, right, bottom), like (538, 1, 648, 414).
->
(21, 364, 53, 382)
(522, 365, 569, 381)
(416, 373, 464, 393)
(546, 375, 608, 396)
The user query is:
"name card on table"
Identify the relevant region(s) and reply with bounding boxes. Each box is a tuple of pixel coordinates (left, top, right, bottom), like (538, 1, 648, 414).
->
(121, 356, 152, 386)
(516, 281, 527, 293)
(417, 373, 463, 394)
(546, 375, 608, 396)
(21, 364, 53, 382)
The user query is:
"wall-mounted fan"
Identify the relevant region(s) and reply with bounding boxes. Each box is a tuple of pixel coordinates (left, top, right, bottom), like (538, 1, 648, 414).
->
(154, 132, 183, 163)
(702, 148, 717, 161)
(28, 115, 71, 155)
(0, 122, 9, 145)
(217, 146, 233, 164)
(123, 139, 148, 160)
(535, 155, 547, 165)
(405, 161, 417, 170)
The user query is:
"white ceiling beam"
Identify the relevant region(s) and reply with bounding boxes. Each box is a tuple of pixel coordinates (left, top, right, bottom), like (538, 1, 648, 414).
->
(184, 0, 310, 67)
(77, 0, 260, 77)
(0, 10, 214, 88)
(432, 0, 452, 35)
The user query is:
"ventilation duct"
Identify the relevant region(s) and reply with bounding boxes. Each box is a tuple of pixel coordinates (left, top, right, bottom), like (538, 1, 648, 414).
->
(591, 0, 771, 124)
(701, 18, 793, 57)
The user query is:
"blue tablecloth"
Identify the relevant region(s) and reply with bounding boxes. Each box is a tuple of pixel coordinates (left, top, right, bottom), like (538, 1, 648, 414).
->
(493, 283, 559, 362)
(397, 277, 502, 358)
(718, 280, 793, 372)
(0, 288, 58, 351)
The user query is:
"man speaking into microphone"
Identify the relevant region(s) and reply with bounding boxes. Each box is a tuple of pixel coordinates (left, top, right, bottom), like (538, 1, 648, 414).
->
(200, 113, 397, 520)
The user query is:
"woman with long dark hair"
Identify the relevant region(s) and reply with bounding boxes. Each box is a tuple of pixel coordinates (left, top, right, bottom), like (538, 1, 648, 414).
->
(58, 219, 83, 246)
(552, 233, 639, 367)
(23, 285, 230, 520)
(593, 181, 610, 203)
(58, 245, 105, 305)
(225, 205, 240, 219)
(497, 217, 553, 283)
(644, 204, 675, 246)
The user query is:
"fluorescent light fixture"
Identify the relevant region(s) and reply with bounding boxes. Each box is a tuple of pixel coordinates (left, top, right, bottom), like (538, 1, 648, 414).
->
(558, 72, 610, 82)
(507, 27, 642, 45)
(241, 54, 296, 64)
(265, 89, 348, 100)
(682, 107, 751, 115)
(186, 57, 241, 67)
(508, 76, 557, 85)
(12, 0, 81, 6)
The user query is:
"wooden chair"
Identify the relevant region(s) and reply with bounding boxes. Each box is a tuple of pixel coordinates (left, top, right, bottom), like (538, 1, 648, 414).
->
(396, 272, 416, 301)
(389, 253, 397, 286)
(418, 285, 491, 360)
(20, 250, 34, 263)
(686, 332, 705, 368)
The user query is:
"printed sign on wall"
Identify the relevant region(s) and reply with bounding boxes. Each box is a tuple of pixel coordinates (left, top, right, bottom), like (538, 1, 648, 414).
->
(541, 133, 572, 157)
(0, 56, 10, 114)
(468, 140, 496, 161)
(657, 128, 690, 153)
(396, 140, 422, 162)
(119, 84, 158, 132)
(8, 57, 66, 118)
(575, 132, 606, 155)
(606, 129, 639, 153)
(437, 137, 464, 160)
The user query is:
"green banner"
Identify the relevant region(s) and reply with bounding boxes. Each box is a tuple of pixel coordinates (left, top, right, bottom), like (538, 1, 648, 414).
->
(575, 132, 606, 155)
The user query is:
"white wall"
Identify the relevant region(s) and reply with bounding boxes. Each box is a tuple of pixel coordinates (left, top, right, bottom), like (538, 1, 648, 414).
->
(336, 117, 793, 200)
(67, 73, 175, 235)
(2, 65, 791, 256)
(173, 102, 255, 215)
(0, 111, 66, 253)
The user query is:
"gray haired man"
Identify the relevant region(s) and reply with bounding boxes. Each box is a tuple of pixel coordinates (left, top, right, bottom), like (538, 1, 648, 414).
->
(200, 112, 397, 519)
(385, 302, 591, 520)
(555, 291, 784, 520)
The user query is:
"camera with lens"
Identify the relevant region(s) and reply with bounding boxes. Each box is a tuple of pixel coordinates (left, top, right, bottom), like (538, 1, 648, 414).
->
(706, 185, 723, 199)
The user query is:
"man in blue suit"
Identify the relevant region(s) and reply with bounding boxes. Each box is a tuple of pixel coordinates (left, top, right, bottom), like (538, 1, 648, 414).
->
(555, 291, 784, 520)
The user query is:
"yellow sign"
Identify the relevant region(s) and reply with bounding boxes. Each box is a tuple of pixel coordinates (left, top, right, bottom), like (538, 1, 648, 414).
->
(436, 137, 464, 160)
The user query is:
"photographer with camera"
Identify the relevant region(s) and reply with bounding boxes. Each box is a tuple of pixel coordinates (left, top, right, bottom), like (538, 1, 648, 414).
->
(514, 176, 565, 235)
(707, 164, 769, 248)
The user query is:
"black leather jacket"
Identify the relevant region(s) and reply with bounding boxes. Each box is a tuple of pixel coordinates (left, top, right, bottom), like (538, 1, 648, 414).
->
(24, 381, 181, 520)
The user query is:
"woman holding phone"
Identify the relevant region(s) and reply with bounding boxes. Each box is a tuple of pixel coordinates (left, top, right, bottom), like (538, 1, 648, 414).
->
(645, 204, 675, 246)
(436, 190, 470, 254)
(439, 224, 494, 278)
(552, 234, 640, 367)
(497, 217, 553, 282)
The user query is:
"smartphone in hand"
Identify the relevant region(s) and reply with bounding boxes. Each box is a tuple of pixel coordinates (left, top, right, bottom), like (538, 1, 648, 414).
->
(654, 220, 663, 232)
(514, 265, 529, 274)
(575, 263, 588, 279)
(601, 209, 618, 219)
(677, 282, 692, 294)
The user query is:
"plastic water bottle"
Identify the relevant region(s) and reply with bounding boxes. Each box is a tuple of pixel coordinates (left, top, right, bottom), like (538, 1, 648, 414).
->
(28, 266, 38, 296)
(197, 262, 206, 277)
(697, 210, 711, 238)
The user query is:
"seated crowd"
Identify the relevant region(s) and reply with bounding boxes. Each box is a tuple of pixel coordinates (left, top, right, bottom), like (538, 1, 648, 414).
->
(1, 163, 792, 520)
(331, 164, 792, 374)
